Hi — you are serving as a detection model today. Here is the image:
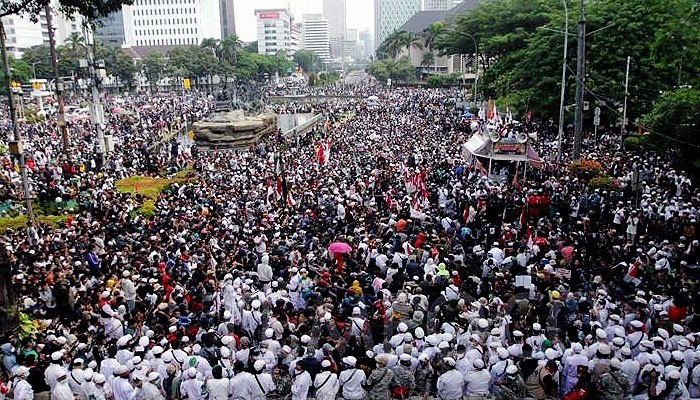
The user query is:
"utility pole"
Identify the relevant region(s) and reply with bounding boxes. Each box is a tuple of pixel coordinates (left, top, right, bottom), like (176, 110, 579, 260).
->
(621, 55, 631, 137)
(0, 21, 34, 223)
(84, 23, 106, 167)
(45, 4, 71, 160)
(572, 0, 586, 160)
(556, 0, 568, 165)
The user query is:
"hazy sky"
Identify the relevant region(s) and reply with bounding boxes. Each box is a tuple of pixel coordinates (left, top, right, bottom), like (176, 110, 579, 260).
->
(234, 0, 374, 42)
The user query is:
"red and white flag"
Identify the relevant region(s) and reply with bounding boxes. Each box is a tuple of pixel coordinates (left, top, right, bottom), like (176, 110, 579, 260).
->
(275, 177, 283, 201)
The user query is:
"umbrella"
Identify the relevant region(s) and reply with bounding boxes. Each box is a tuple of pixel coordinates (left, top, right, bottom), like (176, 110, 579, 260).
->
(366, 95, 379, 101)
(328, 242, 352, 254)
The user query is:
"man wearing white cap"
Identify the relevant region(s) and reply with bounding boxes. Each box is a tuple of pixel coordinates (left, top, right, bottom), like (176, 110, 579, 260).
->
(291, 362, 313, 400)
(44, 351, 67, 390)
(626, 320, 647, 357)
(465, 358, 490, 397)
(338, 356, 366, 400)
(111, 366, 134, 400)
(437, 357, 464, 400)
(179, 368, 205, 400)
(526, 323, 546, 352)
(313, 359, 339, 400)
(13, 366, 33, 400)
(121, 271, 137, 313)
(51, 372, 74, 400)
(250, 360, 274, 400)
(67, 358, 85, 397)
(619, 347, 640, 394)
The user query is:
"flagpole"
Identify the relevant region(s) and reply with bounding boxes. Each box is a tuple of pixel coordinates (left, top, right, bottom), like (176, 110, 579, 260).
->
(556, 0, 569, 165)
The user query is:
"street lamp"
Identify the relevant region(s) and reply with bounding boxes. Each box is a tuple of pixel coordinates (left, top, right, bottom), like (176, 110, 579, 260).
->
(32, 62, 39, 79)
(556, 0, 568, 164)
(456, 31, 479, 108)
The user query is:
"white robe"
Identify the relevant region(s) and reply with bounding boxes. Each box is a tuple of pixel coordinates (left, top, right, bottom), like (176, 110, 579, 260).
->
(313, 371, 339, 400)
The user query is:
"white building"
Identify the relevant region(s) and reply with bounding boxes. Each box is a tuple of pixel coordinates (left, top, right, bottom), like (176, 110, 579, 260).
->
(2, 0, 84, 59)
(256, 9, 296, 58)
(302, 15, 330, 61)
(122, 0, 222, 47)
(322, 0, 346, 40)
(374, 0, 421, 50)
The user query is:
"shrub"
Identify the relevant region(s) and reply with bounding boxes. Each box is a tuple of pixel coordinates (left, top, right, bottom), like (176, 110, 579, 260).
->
(588, 175, 616, 190)
(568, 159, 605, 178)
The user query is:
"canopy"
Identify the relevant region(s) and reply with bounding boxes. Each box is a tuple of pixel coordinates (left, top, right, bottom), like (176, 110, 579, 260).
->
(463, 133, 542, 165)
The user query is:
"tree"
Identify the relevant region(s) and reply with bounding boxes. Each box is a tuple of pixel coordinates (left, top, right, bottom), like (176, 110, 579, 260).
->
(434, 0, 700, 124)
(1, 0, 134, 21)
(367, 56, 415, 83)
(643, 87, 700, 169)
(141, 51, 165, 92)
(220, 34, 242, 64)
(20, 45, 54, 78)
(293, 49, 321, 72)
(421, 51, 435, 67)
(102, 45, 137, 90)
(244, 41, 258, 53)
(377, 30, 423, 59)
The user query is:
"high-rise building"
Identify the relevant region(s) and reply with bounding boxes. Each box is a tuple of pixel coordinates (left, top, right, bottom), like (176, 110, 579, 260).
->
(95, 10, 126, 45)
(423, 0, 452, 10)
(255, 9, 296, 58)
(358, 29, 374, 60)
(122, 0, 222, 47)
(2, 0, 84, 58)
(219, 0, 236, 38)
(374, 0, 420, 50)
(323, 0, 347, 40)
(302, 14, 330, 61)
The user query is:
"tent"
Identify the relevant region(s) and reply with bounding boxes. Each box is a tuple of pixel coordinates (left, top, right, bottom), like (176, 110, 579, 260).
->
(462, 130, 543, 178)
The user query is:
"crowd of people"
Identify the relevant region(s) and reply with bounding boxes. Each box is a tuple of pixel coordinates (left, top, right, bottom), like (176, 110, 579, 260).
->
(0, 78, 699, 400)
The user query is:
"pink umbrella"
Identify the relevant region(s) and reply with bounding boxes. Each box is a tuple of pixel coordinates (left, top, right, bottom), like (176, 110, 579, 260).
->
(328, 242, 352, 254)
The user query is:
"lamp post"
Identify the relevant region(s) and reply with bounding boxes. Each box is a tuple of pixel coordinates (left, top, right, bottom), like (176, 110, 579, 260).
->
(556, 0, 568, 165)
(456, 31, 478, 108)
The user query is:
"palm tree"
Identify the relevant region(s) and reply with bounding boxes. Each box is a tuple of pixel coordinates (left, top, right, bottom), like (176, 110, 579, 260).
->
(422, 22, 445, 51)
(220, 34, 242, 64)
(64, 32, 86, 59)
(396, 31, 423, 63)
(421, 51, 435, 67)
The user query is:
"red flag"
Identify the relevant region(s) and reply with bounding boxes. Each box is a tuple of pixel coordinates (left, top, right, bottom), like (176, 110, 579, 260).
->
(317, 143, 326, 166)
(276, 177, 283, 200)
(287, 191, 296, 207)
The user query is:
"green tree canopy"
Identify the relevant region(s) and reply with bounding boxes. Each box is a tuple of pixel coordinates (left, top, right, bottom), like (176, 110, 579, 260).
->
(293, 50, 321, 73)
(643, 87, 700, 168)
(367, 56, 415, 83)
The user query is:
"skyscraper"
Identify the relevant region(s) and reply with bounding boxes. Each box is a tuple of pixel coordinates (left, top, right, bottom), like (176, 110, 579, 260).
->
(219, 0, 236, 38)
(302, 14, 330, 61)
(374, 0, 420, 50)
(323, 0, 346, 40)
(122, 0, 222, 47)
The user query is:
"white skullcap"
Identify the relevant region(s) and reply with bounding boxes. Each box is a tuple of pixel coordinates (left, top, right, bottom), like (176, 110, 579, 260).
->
(253, 360, 266, 371)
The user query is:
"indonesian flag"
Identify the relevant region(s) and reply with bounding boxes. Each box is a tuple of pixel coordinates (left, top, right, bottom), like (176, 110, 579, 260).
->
(486, 98, 495, 120)
(478, 103, 486, 120)
(266, 178, 274, 205)
(524, 226, 534, 249)
(505, 107, 513, 124)
(276, 177, 283, 201)
(317, 143, 326, 166)
(287, 191, 296, 207)
(493, 103, 502, 125)
(474, 158, 488, 176)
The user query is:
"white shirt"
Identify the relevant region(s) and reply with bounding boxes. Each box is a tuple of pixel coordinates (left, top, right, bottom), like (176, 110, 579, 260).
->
(112, 377, 134, 400)
(179, 377, 205, 400)
(314, 371, 339, 400)
(45, 363, 68, 390)
(13, 379, 33, 400)
(437, 369, 464, 400)
(464, 369, 490, 396)
(250, 372, 274, 399)
(229, 372, 254, 400)
(338, 368, 366, 400)
(205, 378, 230, 400)
(291, 371, 312, 400)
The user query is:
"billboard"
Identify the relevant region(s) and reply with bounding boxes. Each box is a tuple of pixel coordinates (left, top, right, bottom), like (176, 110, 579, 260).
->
(258, 12, 280, 20)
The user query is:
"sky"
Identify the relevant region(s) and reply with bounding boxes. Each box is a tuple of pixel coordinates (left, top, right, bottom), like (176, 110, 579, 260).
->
(234, 0, 374, 42)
